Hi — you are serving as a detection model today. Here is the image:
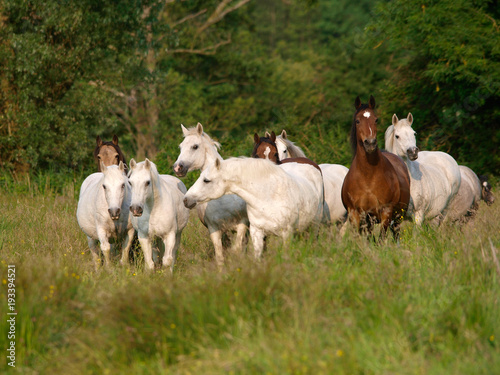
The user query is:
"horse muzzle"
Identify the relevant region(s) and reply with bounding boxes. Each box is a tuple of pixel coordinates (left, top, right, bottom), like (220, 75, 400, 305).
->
(173, 162, 187, 177)
(183, 196, 197, 209)
(130, 205, 143, 217)
(406, 147, 419, 161)
(363, 138, 377, 153)
(108, 208, 121, 220)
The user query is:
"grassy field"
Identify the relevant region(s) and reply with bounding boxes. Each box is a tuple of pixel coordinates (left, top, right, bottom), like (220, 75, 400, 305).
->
(0, 182, 499, 374)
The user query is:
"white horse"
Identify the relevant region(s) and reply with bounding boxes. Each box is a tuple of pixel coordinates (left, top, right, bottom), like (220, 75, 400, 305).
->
(183, 157, 324, 258)
(128, 159, 190, 271)
(173, 123, 249, 266)
(77, 162, 135, 267)
(447, 166, 495, 221)
(269, 129, 349, 224)
(385, 113, 461, 224)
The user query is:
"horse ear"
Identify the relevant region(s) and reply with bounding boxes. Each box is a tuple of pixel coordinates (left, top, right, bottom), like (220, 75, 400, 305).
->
(392, 114, 399, 126)
(181, 124, 189, 136)
(265, 131, 271, 138)
(215, 158, 221, 170)
(281, 129, 287, 139)
(112, 135, 119, 145)
(144, 158, 151, 170)
(354, 96, 361, 109)
(96, 135, 102, 147)
(270, 131, 276, 143)
(129, 159, 136, 170)
(118, 161, 124, 172)
(196, 122, 203, 135)
(254, 133, 260, 144)
(407, 113, 413, 125)
(369, 95, 376, 109)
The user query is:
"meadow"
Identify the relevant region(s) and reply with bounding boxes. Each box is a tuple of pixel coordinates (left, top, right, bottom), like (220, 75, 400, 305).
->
(0, 179, 499, 375)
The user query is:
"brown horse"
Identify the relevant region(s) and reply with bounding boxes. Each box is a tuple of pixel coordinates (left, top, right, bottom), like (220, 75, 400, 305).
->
(252, 132, 322, 173)
(341, 96, 410, 238)
(94, 135, 127, 172)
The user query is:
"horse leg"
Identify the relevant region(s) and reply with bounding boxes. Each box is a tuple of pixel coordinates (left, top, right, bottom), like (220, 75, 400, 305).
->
(231, 223, 248, 254)
(414, 210, 424, 226)
(120, 227, 135, 266)
(137, 233, 155, 271)
(379, 208, 393, 241)
(97, 229, 112, 267)
(249, 225, 265, 259)
(209, 227, 225, 267)
(87, 237, 101, 269)
(161, 232, 178, 273)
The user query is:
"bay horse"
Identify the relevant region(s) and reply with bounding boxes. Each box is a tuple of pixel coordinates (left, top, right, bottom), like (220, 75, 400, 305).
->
(341, 96, 410, 238)
(94, 135, 127, 172)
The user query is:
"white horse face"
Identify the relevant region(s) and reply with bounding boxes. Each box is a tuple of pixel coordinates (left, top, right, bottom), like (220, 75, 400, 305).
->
(391, 114, 419, 161)
(184, 159, 227, 209)
(275, 137, 288, 161)
(101, 162, 128, 220)
(173, 124, 211, 177)
(128, 159, 154, 217)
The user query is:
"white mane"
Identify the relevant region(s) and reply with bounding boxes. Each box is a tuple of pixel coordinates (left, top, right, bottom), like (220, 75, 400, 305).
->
(276, 136, 306, 158)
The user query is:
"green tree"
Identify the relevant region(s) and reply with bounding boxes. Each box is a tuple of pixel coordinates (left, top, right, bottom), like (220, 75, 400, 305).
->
(368, 0, 500, 175)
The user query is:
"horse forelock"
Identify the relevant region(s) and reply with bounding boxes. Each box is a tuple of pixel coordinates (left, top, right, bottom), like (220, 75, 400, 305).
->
(182, 126, 221, 151)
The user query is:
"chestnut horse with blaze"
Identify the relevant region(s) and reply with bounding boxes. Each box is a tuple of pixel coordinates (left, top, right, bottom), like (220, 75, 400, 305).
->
(341, 96, 410, 238)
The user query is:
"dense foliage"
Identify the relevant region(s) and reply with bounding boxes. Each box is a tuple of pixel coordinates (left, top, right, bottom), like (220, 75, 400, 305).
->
(1, 0, 498, 179)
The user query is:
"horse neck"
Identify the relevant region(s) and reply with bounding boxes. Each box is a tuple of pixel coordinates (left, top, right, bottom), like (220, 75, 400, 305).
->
(354, 144, 384, 172)
(225, 160, 279, 208)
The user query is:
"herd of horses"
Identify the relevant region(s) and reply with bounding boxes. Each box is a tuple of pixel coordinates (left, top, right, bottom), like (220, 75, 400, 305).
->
(76, 96, 495, 271)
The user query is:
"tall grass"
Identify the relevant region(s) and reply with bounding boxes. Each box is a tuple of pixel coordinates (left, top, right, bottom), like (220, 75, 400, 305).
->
(0, 183, 499, 374)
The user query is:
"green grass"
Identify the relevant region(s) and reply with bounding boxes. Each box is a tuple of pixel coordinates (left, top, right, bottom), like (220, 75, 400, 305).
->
(0, 185, 499, 374)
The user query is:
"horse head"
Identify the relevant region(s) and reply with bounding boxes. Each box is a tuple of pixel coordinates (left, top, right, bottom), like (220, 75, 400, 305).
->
(94, 135, 127, 172)
(101, 161, 128, 220)
(252, 131, 280, 163)
(128, 158, 158, 217)
(183, 158, 227, 209)
(385, 113, 419, 161)
(352, 95, 379, 155)
(173, 122, 221, 177)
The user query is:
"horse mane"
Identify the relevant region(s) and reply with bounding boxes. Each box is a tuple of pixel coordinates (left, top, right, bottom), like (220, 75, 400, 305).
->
(182, 126, 222, 150)
(276, 136, 306, 158)
(384, 124, 395, 153)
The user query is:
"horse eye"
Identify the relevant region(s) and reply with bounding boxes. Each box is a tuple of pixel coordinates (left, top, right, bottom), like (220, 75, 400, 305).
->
(375, 118, 379, 123)
(284, 149, 287, 153)
(395, 135, 400, 139)
(203, 178, 211, 184)
(121, 183, 125, 189)
(146, 181, 150, 186)
(97, 155, 101, 160)
(103, 185, 107, 190)
(356, 119, 360, 124)
(193, 145, 199, 150)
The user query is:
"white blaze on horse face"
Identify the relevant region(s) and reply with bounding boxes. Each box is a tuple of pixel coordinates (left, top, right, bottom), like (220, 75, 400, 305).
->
(263, 146, 271, 159)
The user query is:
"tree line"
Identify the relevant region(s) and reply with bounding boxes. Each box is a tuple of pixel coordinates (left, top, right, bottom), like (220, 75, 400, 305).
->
(1, 0, 498, 180)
